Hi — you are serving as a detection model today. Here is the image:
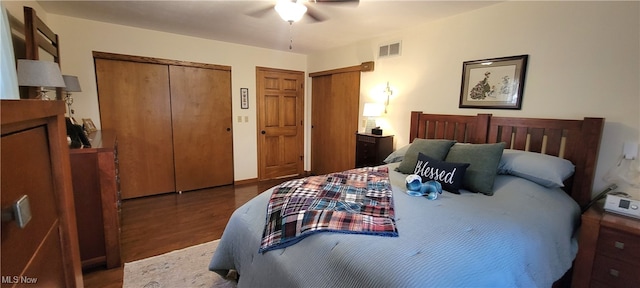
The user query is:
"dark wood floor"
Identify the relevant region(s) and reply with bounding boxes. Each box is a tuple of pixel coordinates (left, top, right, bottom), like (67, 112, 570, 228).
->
(82, 178, 291, 288)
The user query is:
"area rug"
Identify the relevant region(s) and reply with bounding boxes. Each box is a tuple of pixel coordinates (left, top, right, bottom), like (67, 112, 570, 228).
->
(123, 239, 237, 288)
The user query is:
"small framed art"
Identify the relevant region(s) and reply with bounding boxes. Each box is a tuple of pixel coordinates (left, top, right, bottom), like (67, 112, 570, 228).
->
(240, 88, 249, 109)
(459, 55, 528, 109)
(82, 118, 97, 133)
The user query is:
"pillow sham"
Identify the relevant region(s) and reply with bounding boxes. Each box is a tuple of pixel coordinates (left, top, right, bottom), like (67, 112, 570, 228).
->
(383, 144, 410, 164)
(396, 139, 456, 174)
(497, 149, 575, 188)
(444, 142, 506, 195)
(414, 153, 469, 194)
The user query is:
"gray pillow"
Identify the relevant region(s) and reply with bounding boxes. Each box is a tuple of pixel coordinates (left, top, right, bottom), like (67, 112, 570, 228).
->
(396, 139, 456, 174)
(497, 149, 575, 188)
(445, 142, 506, 195)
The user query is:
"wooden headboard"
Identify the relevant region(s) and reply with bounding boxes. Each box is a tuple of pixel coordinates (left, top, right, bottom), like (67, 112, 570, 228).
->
(409, 111, 490, 144)
(23, 6, 63, 100)
(409, 111, 604, 208)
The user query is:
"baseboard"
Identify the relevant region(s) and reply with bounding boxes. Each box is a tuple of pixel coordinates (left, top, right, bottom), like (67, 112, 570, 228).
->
(235, 172, 311, 186)
(234, 178, 258, 186)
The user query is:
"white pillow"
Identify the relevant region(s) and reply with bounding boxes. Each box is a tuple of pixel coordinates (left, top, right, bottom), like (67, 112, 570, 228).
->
(497, 149, 575, 188)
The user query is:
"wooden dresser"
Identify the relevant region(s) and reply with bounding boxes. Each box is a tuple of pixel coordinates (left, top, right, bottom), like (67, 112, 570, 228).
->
(355, 133, 394, 168)
(69, 130, 121, 270)
(572, 204, 640, 287)
(1, 100, 83, 287)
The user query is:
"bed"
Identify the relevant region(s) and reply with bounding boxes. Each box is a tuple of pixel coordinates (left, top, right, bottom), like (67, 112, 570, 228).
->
(209, 112, 604, 287)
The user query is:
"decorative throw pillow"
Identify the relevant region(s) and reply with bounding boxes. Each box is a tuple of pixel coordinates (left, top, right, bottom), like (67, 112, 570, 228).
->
(383, 144, 411, 164)
(497, 149, 575, 188)
(444, 142, 506, 195)
(414, 153, 469, 194)
(396, 139, 456, 174)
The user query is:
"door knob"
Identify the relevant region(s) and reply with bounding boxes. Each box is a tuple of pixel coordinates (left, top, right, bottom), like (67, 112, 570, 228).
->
(261, 130, 266, 134)
(226, 128, 231, 131)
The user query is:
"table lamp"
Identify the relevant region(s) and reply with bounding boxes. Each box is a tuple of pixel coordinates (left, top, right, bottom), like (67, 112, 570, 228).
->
(363, 103, 384, 134)
(63, 75, 81, 116)
(17, 59, 66, 100)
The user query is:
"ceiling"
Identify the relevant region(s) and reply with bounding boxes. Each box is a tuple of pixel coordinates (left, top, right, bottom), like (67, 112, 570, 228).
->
(38, 0, 500, 54)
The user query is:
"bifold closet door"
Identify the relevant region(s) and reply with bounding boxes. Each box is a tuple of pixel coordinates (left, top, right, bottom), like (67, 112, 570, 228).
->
(169, 66, 234, 192)
(96, 59, 176, 199)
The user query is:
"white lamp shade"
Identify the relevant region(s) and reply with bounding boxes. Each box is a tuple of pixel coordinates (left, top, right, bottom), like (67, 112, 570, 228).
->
(363, 103, 384, 117)
(275, 0, 307, 22)
(17, 59, 65, 88)
(63, 75, 82, 92)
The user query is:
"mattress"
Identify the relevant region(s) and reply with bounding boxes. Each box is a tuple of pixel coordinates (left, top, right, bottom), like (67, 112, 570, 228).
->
(209, 163, 580, 287)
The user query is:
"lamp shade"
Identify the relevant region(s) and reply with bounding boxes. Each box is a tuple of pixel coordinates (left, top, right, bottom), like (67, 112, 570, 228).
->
(363, 103, 384, 117)
(63, 75, 82, 92)
(275, 0, 307, 22)
(17, 59, 65, 88)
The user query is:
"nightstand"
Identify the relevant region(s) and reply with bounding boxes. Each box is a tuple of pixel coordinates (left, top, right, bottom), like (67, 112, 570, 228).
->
(572, 204, 640, 288)
(355, 133, 393, 168)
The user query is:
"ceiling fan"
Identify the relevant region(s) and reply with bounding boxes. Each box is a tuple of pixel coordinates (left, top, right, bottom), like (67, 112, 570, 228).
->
(250, 0, 359, 23)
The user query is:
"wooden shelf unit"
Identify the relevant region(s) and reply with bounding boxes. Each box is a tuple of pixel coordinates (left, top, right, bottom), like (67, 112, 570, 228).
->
(355, 133, 394, 168)
(572, 204, 640, 287)
(69, 130, 121, 270)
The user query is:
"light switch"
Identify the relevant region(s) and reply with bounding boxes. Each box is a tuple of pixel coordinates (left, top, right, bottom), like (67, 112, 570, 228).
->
(237, 116, 242, 123)
(244, 116, 249, 122)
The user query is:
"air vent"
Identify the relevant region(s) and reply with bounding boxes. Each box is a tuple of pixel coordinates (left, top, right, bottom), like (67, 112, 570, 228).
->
(378, 41, 402, 58)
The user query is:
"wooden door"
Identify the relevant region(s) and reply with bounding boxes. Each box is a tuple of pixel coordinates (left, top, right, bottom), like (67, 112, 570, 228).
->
(96, 59, 176, 199)
(256, 67, 305, 180)
(311, 70, 361, 175)
(170, 65, 234, 191)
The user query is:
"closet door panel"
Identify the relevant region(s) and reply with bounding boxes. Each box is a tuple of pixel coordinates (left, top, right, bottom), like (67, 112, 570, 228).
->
(170, 66, 233, 192)
(96, 59, 175, 199)
(311, 71, 360, 175)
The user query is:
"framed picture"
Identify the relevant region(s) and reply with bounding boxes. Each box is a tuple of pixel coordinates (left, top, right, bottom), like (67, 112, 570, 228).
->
(240, 88, 249, 109)
(459, 55, 528, 109)
(82, 118, 97, 133)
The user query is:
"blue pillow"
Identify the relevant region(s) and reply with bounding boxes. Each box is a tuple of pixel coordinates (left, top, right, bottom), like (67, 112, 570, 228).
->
(414, 153, 469, 194)
(497, 149, 575, 188)
(384, 144, 410, 164)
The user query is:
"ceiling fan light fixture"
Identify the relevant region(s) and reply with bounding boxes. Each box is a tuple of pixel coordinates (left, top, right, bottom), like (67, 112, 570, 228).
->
(275, 0, 308, 23)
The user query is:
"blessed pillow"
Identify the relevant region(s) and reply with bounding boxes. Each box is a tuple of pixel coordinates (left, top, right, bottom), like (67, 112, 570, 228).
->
(384, 144, 410, 164)
(414, 153, 469, 194)
(396, 139, 456, 174)
(444, 142, 506, 196)
(497, 149, 575, 188)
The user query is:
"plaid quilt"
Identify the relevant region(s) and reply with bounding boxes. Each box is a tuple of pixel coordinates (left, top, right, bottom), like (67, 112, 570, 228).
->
(259, 166, 398, 253)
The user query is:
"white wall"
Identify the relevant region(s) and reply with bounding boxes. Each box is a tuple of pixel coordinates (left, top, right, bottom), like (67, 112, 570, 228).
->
(6, 1, 639, 199)
(309, 1, 640, 198)
(4, 1, 308, 182)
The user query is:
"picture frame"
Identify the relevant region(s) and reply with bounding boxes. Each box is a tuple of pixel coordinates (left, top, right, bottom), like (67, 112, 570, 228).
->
(240, 88, 249, 109)
(459, 55, 528, 109)
(82, 118, 97, 133)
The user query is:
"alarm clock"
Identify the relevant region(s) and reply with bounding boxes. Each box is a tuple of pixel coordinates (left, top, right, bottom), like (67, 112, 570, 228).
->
(604, 194, 640, 219)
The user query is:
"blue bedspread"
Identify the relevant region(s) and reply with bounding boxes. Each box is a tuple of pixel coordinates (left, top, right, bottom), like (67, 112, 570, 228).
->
(210, 163, 580, 287)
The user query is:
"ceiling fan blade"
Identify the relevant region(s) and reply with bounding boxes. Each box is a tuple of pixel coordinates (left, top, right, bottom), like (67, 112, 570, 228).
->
(305, 6, 327, 22)
(247, 5, 275, 18)
(314, 0, 359, 5)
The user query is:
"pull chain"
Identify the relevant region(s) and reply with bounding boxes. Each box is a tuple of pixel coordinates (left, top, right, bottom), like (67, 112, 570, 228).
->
(288, 21, 293, 50)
